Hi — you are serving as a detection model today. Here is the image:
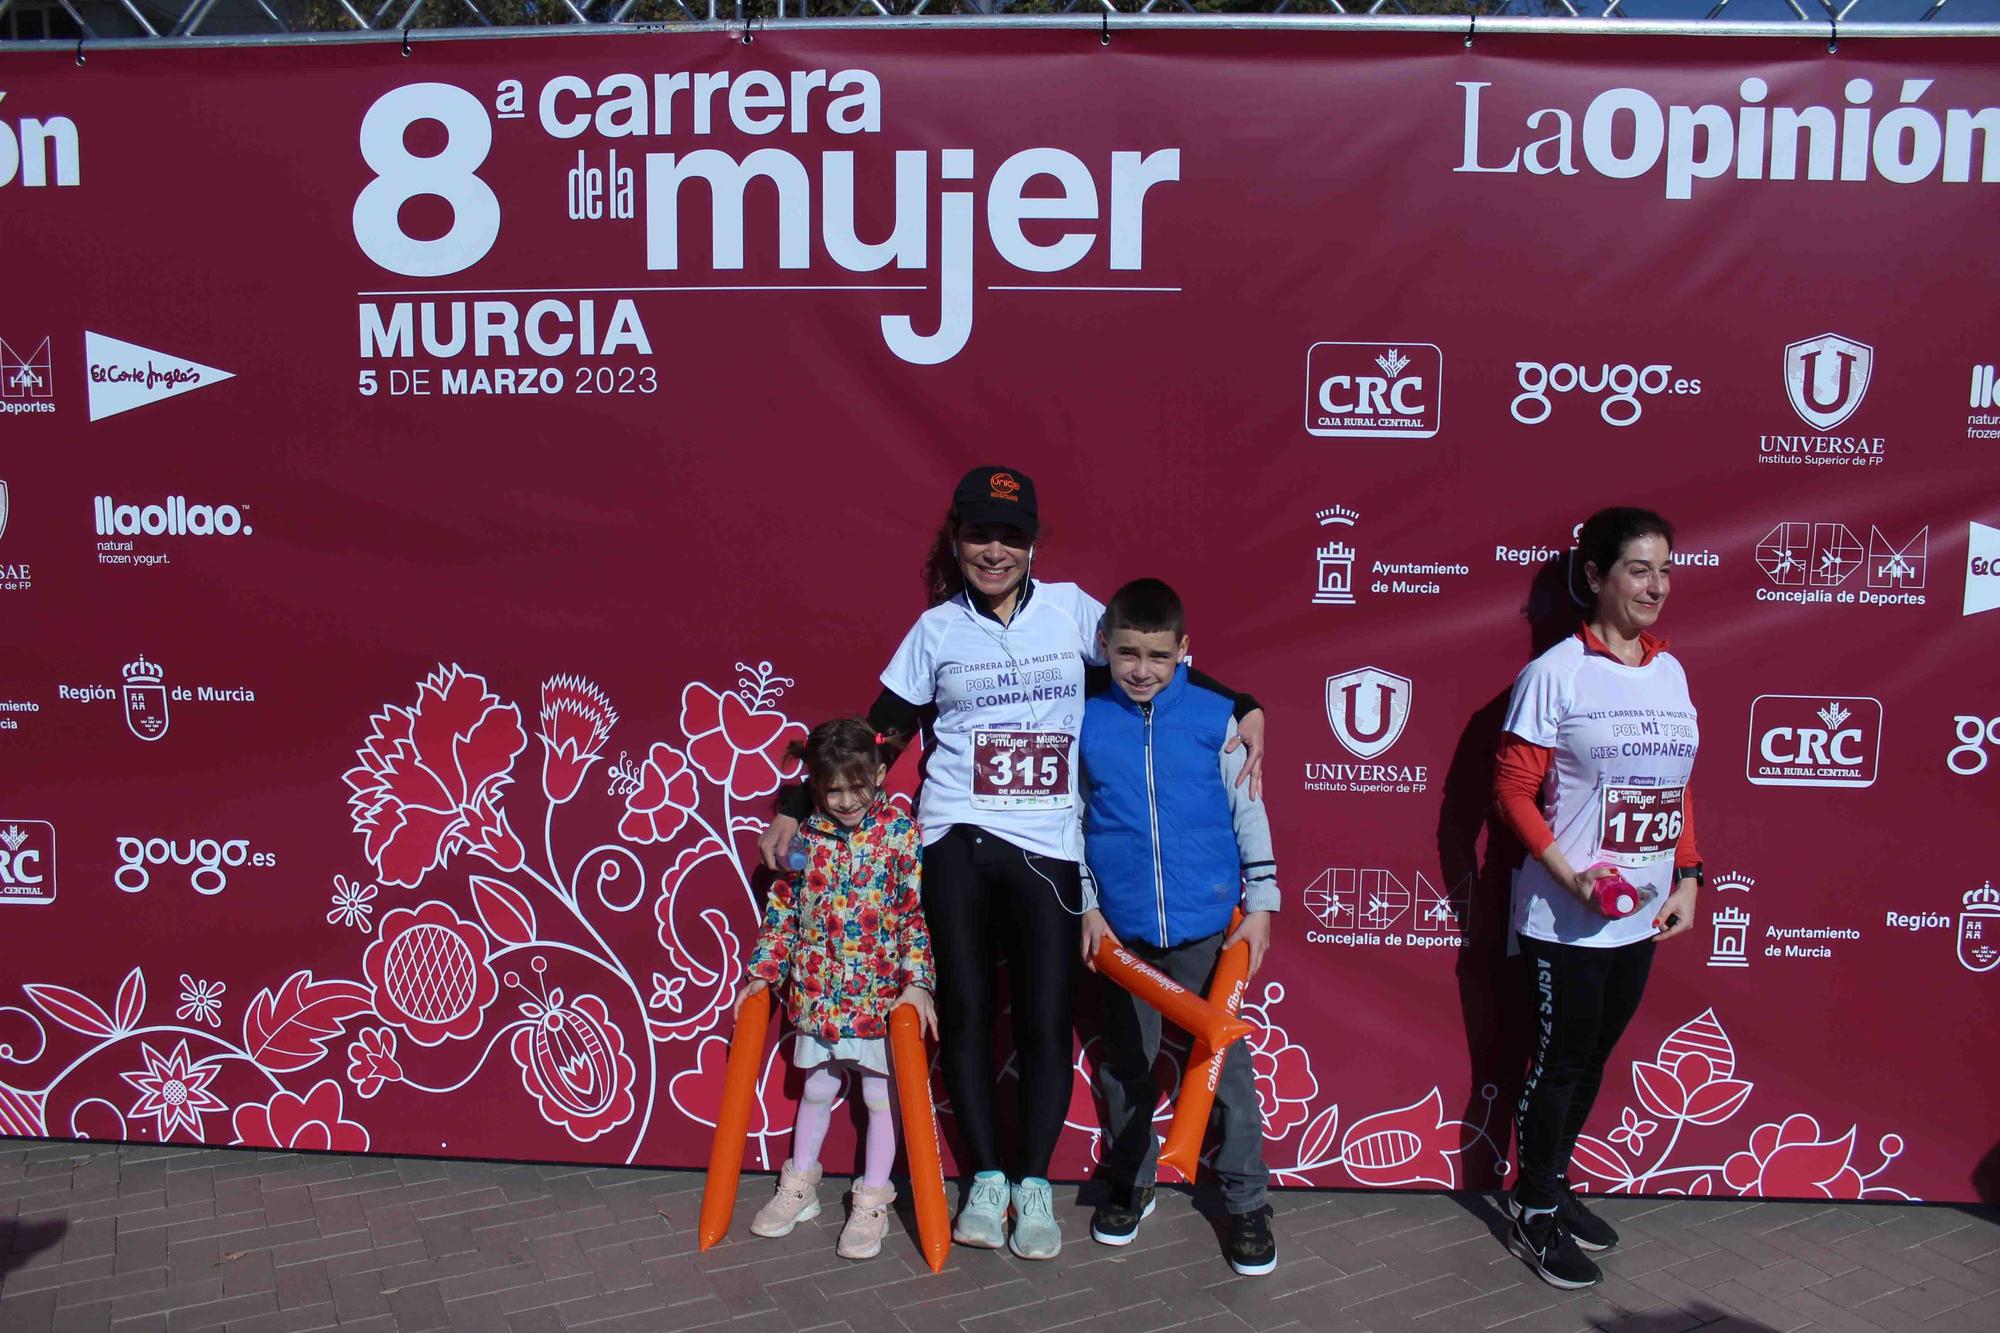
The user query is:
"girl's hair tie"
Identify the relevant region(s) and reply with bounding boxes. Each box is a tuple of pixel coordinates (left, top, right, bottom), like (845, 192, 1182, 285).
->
(873, 732, 887, 747)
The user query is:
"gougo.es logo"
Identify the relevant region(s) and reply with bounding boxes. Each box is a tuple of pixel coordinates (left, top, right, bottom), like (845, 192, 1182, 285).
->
(115, 836, 276, 894)
(1950, 714, 2000, 776)
(1511, 361, 1702, 427)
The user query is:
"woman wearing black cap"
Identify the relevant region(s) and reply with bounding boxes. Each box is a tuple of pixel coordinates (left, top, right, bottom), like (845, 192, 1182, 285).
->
(758, 465, 1265, 1260)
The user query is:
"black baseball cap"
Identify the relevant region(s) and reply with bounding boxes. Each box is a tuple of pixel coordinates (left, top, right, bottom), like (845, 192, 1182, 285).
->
(952, 466, 1038, 538)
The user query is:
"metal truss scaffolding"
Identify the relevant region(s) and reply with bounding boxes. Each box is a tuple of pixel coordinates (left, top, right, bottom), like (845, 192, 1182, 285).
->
(0, 0, 1994, 63)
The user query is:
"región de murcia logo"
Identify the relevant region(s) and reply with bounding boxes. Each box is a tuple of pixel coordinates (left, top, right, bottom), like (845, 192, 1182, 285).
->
(55, 654, 257, 739)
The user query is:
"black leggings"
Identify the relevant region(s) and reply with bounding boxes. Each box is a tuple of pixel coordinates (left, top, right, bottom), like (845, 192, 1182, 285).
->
(1515, 934, 1655, 1209)
(921, 825, 1083, 1181)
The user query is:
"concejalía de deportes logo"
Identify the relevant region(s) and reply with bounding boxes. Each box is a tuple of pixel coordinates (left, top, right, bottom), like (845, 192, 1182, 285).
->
(0, 336, 55, 414)
(351, 73, 1185, 366)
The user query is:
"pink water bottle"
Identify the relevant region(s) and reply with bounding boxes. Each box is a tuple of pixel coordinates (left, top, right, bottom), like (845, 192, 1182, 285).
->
(1586, 864, 1642, 919)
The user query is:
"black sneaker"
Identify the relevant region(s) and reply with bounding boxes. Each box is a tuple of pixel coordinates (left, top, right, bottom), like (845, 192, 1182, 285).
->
(1509, 1209, 1602, 1290)
(1225, 1206, 1277, 1277)
(1090, 1184, 1156, 1246)
(1505, 1184, 1619, 1252)
(1556, 1183, 1618, 1252)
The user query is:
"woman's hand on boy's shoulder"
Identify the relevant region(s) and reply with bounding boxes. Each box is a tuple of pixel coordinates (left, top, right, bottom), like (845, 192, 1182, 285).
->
(1224, 709, 1267, 803)
(1079, 909, 1120, 971)
(1225, 911, 1273, 979)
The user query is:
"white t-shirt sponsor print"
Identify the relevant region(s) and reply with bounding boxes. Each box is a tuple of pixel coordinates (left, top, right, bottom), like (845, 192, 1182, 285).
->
(880, 581, 1105, 861)
(1503, 635, 1700, 948)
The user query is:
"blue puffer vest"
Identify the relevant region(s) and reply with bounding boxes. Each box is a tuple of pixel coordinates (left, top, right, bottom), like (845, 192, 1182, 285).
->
(1080, 664, 1241, 948)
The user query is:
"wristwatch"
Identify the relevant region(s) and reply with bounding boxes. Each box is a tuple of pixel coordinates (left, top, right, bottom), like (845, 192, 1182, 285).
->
(1674, 862, 1705, 887)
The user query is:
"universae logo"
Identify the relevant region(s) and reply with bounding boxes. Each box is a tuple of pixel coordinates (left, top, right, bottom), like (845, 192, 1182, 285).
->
(1323, 666, 1413, 760)
(1784, 334, 1873, 431)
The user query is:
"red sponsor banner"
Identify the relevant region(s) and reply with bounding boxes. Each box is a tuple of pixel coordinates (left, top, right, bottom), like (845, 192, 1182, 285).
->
(1, 27, 1996, 1202)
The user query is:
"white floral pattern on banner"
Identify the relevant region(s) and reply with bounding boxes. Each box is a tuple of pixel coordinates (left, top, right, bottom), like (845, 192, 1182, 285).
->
(175, 977, 225, 1029)
(5, 663, 804, 1168)
(121, 1040, 227, 1141)
(327, 876, 378, 933)
(1568, 1010, 1914, 1200)
(0, 664, 1922, 1194)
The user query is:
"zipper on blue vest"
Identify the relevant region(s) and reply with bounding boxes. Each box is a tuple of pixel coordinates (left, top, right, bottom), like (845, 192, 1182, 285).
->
(1143, 705, 1167, 945)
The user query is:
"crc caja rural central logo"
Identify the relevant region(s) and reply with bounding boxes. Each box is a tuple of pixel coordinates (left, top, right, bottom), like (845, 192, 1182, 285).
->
(1304, 343, 1441, 439)
(0, 821, 56, 905)
(1746, 695, 1883, 788)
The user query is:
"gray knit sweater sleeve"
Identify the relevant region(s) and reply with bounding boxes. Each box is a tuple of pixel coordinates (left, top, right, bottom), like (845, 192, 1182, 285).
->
(1220, 716, 1280, 913)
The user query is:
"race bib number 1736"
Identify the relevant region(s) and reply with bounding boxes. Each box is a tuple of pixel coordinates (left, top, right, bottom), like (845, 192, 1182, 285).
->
(1598, 784, 1685, 866)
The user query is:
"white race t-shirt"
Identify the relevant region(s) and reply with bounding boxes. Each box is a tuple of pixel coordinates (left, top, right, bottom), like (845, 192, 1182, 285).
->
(880, 581, 1106, 861)
(1503, 634, 1700, 948)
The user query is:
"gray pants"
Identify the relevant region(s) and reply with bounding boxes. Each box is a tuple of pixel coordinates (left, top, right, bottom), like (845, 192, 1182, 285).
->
(1095, 928, 1269, 1214)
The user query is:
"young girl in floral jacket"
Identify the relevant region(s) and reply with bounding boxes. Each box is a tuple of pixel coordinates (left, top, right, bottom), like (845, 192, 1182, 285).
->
(736, 718, 936, 1260)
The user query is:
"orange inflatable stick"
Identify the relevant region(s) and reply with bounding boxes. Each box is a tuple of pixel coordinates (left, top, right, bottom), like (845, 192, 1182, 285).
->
(1094, 937, 1254, 1053)
(698, 987, 772, 1251)
(890, 1005, 950, 1273)
(1157, 911, 1253, 1184)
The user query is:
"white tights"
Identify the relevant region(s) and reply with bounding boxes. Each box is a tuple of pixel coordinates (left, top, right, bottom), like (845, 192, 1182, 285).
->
(790, 1066, 896, 1188)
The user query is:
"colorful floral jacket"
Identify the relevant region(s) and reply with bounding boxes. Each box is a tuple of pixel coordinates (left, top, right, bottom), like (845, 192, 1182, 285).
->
(745, 802, 934, 1041)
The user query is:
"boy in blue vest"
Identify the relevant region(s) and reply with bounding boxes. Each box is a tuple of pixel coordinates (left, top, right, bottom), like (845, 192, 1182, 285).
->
(1077, 578, 1281, 1276)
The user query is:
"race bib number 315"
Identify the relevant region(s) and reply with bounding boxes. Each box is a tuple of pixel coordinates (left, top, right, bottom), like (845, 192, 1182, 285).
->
(1598, 785, 1685, 866)
(971, 730, 1073, 810)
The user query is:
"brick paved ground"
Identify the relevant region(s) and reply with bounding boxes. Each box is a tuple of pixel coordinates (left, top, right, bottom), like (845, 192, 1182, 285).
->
(2, 1142, 1996, 1333)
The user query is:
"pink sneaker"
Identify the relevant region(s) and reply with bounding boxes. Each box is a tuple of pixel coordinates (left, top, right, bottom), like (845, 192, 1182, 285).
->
(749, 1160, 823, 1237)
(837, 1182, 897, 1260)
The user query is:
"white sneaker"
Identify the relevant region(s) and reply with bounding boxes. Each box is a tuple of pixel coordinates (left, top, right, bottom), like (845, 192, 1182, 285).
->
(952, 1171, 1009, 1248)
(748, 1159, 822, 1238)
(1008, 1177, 1061, 1260)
